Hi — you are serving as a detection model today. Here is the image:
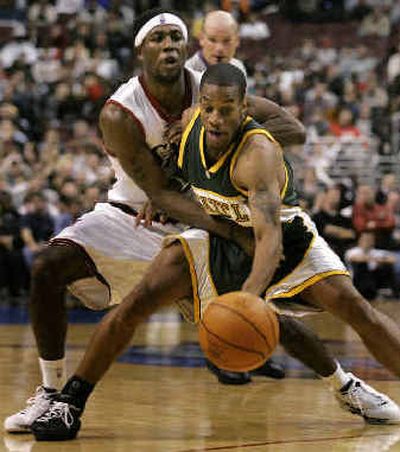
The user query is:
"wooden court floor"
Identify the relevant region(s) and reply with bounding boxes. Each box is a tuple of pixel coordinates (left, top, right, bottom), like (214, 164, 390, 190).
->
(1, 300, 400, 451)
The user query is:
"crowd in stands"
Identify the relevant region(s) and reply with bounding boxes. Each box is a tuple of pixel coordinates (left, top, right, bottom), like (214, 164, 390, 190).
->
(0, 0, 399, 302)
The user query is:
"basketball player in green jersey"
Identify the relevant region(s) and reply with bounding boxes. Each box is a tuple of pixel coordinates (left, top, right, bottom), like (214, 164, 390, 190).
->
(31, 64, 400, 441)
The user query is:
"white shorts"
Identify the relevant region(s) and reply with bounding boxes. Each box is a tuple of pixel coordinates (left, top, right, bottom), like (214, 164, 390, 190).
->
(164, 208, 349, 322)
(53, 202, 185, 310)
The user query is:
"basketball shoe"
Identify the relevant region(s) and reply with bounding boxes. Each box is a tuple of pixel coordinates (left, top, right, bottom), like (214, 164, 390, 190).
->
(206, 358, 285, 385)
(31, 394, 82, 441)
(4, 386, 57, 433)
(335, 373, 400, 424)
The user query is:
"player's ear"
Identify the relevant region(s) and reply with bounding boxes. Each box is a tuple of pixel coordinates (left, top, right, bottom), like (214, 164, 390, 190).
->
(136, 45, 144, 62)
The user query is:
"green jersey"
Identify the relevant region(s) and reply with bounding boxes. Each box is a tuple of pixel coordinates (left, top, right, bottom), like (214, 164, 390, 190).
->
(177, 108, 299, 228)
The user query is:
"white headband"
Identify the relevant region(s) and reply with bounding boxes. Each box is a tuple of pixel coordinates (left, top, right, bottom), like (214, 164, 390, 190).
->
(134, 13, 188, 48)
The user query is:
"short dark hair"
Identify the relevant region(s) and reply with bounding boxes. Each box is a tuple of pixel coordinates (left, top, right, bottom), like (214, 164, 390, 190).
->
(200, 63, 247, 100)
(132, 8, 180, 45)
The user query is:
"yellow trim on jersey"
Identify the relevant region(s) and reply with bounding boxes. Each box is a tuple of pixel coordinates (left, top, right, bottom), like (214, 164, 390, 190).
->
(281, 163, 289, 199)
(206, 238, 219, 300)
(198, 116, 253, 175)
(266, 270, 350, 300)
(229, 128, 283, 197)
(177, 107, 201, 169)
(199, 128, 236, 174)
(192, 185, 244, 201)
(172, 236, 201, 322)
(265, 226, 317, 296)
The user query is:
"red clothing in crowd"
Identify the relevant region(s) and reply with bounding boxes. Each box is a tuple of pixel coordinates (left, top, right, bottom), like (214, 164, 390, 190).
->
(330, 123, 361, 137)
(352, 201, 396, 248)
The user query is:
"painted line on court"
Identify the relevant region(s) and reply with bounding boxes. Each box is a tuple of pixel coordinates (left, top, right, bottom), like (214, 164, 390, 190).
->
(180, 432, 399, 451)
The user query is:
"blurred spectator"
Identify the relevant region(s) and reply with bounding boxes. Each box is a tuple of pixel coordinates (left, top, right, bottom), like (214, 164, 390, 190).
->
(352, 184, 396, 249)
(329, 107, 362, 138)
(53, 195, 81, 235)
(0, 26, 38, 70)
(376, 173, 399, 206)
(303, 82, 337, 125)
(239, 13, 270, 40)
(55, 0, 84, 16)
(78, 0, 107, 25)
(358, 6, 390, 37)
(348, 0, 373, 21)
(28, 0, 57, 26)
(387, 43, 400, 84)
(20, 192, 54, 268)
(298, 167, 321, 210)
(346, 232, 398, 300)
(220, 0, 250, 20)
(313, 186, 356, 261)
(0, 190, 27, 298)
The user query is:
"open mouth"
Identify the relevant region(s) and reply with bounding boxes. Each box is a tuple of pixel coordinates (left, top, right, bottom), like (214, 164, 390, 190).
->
(163, 55, 179, 65)
(214, 56, 225, 63)
(207, 130, 225, 141)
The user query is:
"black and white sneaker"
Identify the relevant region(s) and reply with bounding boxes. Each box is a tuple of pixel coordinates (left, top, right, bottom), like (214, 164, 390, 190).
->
(335, 373, 400, 424)
(31, 395, 82, 441)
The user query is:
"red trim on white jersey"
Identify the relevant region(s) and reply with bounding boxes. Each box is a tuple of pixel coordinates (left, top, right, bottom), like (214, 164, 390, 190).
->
(138, 69, 193, 124)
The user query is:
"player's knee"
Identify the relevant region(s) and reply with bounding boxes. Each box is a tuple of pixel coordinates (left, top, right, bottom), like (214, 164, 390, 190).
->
(31, 244, 80, 286)
(31, 247, 61, 283)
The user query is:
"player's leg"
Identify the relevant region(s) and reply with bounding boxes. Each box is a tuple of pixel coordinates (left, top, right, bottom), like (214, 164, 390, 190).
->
(31, 241, 193, 441)
(302, 274, 400, 377)
(4, 243, 94, 433)
(293, 275, 400, 424)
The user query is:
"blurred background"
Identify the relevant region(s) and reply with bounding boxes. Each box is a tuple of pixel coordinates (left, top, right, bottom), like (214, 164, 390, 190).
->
(0, 0, 399, 305)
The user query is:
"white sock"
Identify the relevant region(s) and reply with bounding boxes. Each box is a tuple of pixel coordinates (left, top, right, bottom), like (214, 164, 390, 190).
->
(321, 361, 351, 391)
(39, 358, 67, 390)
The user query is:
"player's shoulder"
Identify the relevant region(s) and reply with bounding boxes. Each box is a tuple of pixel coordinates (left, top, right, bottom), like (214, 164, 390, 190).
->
(239, 127, 280, 164)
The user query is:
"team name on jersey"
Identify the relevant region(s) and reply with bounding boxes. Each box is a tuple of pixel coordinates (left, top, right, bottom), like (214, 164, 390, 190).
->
(192, 187, 252, 227)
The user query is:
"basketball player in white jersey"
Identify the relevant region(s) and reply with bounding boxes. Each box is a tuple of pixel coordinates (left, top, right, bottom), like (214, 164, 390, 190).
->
(4, 8, 305, 433)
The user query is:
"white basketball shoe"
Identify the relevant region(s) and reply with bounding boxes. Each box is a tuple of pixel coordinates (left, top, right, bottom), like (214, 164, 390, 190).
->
(4, 386, 57, 433)
(335, 373, 400, 424)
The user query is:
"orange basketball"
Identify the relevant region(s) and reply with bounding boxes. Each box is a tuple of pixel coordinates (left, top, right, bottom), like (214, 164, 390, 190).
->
(198, 291, 279, 372)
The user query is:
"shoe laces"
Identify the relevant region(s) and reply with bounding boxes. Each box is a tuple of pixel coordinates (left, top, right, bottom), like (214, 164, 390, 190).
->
(37, 401, 76, 428)
(19, 387, 49, 415)
(345, 380, 387, 413)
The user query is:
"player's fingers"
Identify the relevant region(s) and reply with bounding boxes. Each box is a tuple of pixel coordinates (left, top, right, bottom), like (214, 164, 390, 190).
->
(160, 213, 168, 224)
(144, 204, 153, 227)
(135, 209, 144, 227)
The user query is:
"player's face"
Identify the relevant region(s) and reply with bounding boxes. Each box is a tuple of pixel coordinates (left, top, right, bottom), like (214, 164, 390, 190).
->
(139, 25, 187, 83)
(199, 23, 239, 65)
(200, 83, 245, 152)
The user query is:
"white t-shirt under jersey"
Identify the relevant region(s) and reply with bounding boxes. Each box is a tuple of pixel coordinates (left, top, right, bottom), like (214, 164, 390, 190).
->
(185, 50, 247, 76)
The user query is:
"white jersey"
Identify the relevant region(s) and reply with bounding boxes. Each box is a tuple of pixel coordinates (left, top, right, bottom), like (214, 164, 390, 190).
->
(106, 68, 201, 210)
(185, 50, 247, 76)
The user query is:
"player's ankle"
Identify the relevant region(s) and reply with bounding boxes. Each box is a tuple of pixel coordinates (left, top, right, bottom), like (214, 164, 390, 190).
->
(61, 375, 95, 410)
(320, 361, 352, 391)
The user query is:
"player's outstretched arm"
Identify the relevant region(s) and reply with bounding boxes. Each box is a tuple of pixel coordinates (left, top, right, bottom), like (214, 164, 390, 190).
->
(100, 103, 253, 254)
(232, 134, 283, 295)
(246, 95, 306, 147)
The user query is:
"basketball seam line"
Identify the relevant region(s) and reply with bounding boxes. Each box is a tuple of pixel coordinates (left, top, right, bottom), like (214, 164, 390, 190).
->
(208, 301, 273, 349)
(200, 319, 266, 362)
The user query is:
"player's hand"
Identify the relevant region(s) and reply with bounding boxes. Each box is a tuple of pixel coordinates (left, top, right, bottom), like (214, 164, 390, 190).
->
(163, 120, 183, 150)
(135, 201, 153, 227)
(135, 201, 170, 227)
